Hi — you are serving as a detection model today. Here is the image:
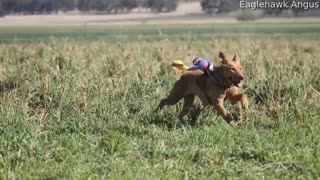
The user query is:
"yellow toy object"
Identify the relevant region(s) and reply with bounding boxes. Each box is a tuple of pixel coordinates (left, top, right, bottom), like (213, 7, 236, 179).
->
(171, 60, 189, 73)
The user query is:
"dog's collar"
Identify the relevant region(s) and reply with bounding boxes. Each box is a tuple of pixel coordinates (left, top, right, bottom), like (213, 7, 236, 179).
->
(208, 67, 230, 87)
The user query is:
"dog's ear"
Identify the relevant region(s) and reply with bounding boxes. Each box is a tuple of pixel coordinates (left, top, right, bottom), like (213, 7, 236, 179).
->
(219, 51, 226, 60)
(233, 53, 240, 62)
(219, 51, 228, 64)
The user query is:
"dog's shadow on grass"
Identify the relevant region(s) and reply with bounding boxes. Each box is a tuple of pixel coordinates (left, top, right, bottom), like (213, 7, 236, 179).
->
(150, 113, 179, 129)
(252, 121, 280, 131)
(149, 113, 194, 130)
(229, 151, 269, 164)
(148, 110, 201, 130)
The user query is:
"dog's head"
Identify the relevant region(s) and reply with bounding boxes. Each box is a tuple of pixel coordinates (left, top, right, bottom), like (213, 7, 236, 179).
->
(219, 51, 244, 87)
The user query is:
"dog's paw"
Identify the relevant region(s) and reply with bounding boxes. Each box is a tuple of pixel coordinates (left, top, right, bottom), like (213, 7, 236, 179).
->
(229, 120, 239, 128)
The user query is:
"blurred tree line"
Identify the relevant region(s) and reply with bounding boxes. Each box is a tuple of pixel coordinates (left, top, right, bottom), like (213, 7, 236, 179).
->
(201, 0, 320, 17)
(1, 0, 319, 17)
(0, 0, 178, 16)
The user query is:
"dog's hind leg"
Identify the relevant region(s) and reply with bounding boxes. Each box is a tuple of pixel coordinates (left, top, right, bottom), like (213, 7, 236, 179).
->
(157, 80, 186, 111)
(178, 94, 195, 120)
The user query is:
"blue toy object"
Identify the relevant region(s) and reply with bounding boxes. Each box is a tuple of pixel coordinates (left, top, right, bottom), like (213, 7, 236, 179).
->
(188, 58, 214, 72)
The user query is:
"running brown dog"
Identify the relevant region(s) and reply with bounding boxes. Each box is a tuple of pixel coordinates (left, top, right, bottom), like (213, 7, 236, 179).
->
(157, 52, 248, 127)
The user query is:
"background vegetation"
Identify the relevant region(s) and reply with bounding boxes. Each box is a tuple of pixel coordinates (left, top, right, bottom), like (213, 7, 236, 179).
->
(0, 23, 319, 178)
(0, 0, 320, 16)
(0, 0, 178, 15)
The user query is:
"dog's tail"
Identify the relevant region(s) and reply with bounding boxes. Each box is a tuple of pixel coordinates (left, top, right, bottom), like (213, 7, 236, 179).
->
(171, 60, 189, 73)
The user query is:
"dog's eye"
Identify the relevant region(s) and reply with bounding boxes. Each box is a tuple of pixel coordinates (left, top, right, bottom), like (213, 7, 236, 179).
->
(231, 67, 236, 71)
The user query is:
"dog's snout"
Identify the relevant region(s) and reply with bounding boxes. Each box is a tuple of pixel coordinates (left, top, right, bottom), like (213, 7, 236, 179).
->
(239, 76, 244, 80)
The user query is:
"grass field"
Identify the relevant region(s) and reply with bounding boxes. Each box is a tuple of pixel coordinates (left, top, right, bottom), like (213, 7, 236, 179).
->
(0, 23, 320, 179)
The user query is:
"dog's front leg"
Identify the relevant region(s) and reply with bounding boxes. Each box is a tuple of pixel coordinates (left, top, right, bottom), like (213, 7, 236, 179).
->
(227, 89, 249, 123)
(229, 93, 249, 110)
(227, 88, 249, 109)
(213, 100, 238, 127)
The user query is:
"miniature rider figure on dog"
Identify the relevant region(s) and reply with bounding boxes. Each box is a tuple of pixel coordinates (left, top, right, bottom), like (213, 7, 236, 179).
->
(188, 57, 214, 72)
